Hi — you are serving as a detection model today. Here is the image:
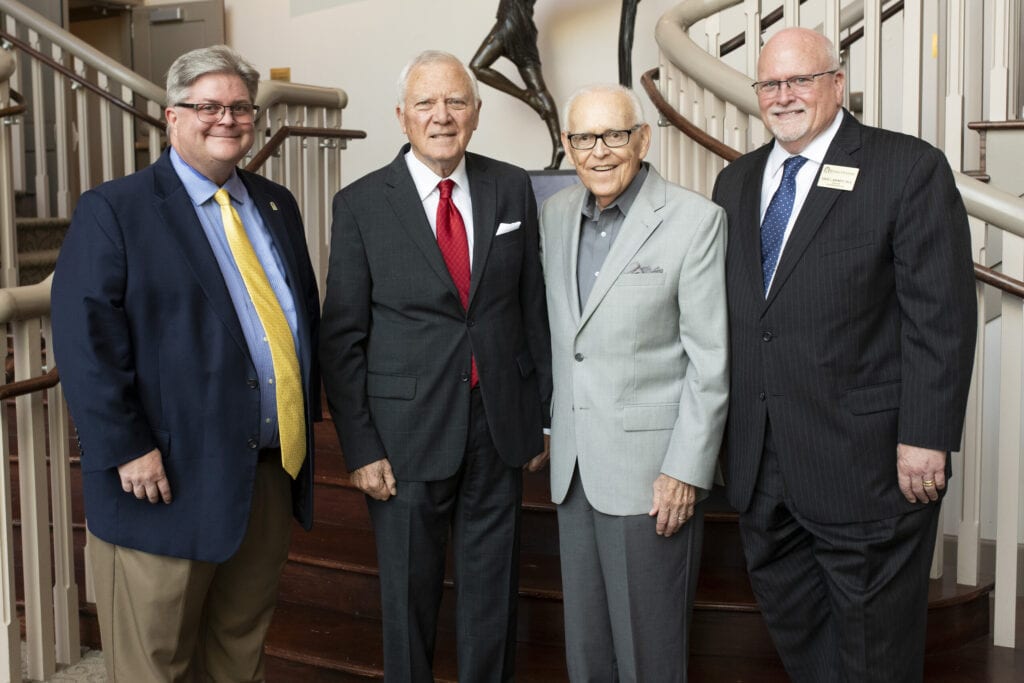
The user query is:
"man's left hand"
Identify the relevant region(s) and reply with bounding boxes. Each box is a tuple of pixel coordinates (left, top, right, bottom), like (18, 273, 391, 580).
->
(897, 443, 946, 504)
(649, 474, 696, 537)
(524, 434, 550, 473)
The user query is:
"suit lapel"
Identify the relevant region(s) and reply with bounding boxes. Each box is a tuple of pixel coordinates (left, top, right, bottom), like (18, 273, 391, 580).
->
(559, 185, 586, 327)
(382, 152, 462, 303)
(765, 113, 862, 310)
(153, 154, 249, 357)
(467, 154, 495, 309)
(578, 169, 665, 330)
(739, 147, 770, 306)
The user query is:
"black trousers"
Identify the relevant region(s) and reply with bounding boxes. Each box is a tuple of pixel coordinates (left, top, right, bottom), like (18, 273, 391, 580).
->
(738, 428, 941, 683)
(367, 388, 523, 683)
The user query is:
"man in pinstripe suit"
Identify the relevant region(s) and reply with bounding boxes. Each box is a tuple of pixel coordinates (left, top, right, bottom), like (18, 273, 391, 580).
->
(712, 28, 976, 683)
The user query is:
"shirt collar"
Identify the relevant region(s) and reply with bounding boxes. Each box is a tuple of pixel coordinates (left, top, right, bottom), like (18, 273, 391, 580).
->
(765, 108, 844, 180)
(404, 150, 470, 200)
(169, 147, 248, 206)
(582, 163, 649, 220)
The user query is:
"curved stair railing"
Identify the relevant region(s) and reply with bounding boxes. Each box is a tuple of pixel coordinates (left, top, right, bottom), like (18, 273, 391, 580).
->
(0, 275, 66, 682)
(653, 0, 1024, 649)
(0, 0, 360, 293)
(0, 3, 365, 680)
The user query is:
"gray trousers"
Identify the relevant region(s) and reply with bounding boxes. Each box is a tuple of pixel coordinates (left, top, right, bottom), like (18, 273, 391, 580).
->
(557, 469, 705, 683)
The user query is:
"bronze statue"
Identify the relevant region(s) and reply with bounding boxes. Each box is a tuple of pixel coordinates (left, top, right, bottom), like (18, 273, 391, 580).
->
(471, 0, 564, 169)
(619, 0, 641, 87)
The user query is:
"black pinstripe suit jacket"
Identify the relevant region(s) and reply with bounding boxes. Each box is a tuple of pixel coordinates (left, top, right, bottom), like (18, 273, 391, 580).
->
(712, 111, 977, 523)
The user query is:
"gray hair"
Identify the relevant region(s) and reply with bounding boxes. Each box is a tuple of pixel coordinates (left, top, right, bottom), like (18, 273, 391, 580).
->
(396, 50, 480, 110)
(165, 45, 260, 107)
(562, 84, 646, 132)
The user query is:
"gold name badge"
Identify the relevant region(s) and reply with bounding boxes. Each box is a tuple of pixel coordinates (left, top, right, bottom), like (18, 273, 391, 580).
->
(817, 164, 859, 191)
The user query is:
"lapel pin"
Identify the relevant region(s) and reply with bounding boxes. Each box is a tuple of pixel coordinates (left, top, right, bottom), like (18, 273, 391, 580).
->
(269, 201, 279, 211)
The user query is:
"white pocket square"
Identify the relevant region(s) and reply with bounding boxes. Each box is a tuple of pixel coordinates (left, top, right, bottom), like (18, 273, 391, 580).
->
(496, 221, 521, 235)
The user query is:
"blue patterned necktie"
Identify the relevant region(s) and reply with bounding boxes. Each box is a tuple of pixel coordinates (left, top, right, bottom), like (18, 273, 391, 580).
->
(760, 155, 808, 294)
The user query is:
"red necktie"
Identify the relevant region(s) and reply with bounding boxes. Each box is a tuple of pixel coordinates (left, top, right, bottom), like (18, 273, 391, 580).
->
(436, 179, 477, 386)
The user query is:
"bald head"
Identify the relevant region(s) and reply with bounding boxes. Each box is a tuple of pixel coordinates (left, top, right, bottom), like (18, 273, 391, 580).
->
(756, 28, 844, 154)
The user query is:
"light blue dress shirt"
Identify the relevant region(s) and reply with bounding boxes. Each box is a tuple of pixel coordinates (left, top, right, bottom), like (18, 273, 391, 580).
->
(170, 148, 300, 449)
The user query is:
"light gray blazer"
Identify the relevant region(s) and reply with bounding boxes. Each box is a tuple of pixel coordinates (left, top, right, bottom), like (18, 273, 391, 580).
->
(540, 166, 729, 516)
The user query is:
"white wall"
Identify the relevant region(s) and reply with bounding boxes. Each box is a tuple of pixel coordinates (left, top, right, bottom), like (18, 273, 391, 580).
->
(175, 0, 688, 184)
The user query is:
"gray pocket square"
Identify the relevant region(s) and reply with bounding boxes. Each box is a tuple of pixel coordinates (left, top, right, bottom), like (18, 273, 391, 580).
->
(625, 261, 664, 274)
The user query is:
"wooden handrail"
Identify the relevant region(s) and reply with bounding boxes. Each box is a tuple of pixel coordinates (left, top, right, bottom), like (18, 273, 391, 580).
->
(0, 366, 58, 400)
(0, 100, 25, 119)
(719, 1, 904, 58)
(640, 68, 740, 162)
(974, 264, 1024, 299)
(720, 1, 809, 57)
(245, 125, 366, 174)
(641, 71, 1024, 300)
(0, 89, 26, 118)
(0, 27, 166, 130)
(967, 121, 1024, 131)
(839, 2, 905, 52)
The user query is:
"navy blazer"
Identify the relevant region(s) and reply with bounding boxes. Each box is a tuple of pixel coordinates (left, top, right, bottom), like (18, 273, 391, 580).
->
(713, 112, 977, 524)
(320, 147, 552, 480)
(51, 150, 320, 563)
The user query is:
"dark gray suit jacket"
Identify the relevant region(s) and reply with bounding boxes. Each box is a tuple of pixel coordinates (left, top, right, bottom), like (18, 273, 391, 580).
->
(712, 112, 977, 524)
(320, 146, 551, 480)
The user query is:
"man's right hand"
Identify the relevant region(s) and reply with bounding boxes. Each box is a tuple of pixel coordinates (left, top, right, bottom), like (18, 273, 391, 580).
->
(118, 448, 172, 504)
(350, 458, 398, 501)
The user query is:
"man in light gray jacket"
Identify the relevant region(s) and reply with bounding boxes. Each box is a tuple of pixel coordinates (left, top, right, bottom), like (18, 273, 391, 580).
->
(540, 83, 728, 682)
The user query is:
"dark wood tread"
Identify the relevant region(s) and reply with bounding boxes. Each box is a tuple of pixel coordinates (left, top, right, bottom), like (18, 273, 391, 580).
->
(286, 518, 755, 606)
(266, 600, 568, 682)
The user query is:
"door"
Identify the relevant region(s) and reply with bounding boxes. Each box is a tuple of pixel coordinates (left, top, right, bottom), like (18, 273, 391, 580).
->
(131, 0, 225, 85)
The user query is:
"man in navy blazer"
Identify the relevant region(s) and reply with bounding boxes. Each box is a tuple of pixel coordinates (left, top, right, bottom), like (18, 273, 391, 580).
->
(320, 50, 551, 681)
(51, 46, 319, 681)
(712, 29, 976, 682)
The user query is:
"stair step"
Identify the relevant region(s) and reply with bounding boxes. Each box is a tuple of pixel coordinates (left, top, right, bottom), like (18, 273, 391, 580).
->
(264, 599, 799, 681)
(265, 600, 571, 682)
(15, 216, 71, 252)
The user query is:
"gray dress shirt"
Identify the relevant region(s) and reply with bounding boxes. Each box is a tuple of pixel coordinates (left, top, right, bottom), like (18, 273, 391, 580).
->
(577, 164, 649, 310)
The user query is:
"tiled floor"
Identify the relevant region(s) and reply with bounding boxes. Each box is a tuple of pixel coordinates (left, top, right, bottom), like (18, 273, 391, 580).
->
(21, 647, 105, 682)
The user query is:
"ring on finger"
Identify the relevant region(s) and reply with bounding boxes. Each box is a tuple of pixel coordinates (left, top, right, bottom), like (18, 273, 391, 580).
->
(922, 479, 935, 488)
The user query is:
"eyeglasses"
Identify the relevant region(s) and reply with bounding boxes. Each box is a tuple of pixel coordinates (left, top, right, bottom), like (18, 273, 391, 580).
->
(566, 125, 642, 150)
(175, 102, 260, 123)
(751, 70, 839, 97)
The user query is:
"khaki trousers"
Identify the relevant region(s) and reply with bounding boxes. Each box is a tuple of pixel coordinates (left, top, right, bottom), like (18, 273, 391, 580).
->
(89, 456, 293, 682)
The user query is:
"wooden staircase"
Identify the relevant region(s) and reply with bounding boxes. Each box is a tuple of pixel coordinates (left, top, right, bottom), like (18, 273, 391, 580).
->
(5, 405, 995, 681)
(258, 414, 994, 681)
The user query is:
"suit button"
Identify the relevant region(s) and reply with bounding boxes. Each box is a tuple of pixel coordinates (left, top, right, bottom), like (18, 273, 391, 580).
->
(247, 438, 259, 449)
(467, 318, 476, 328)
(460, 372, 470, 382)
(762, 331, 773, 342)
(247, 378, 258, 389)
(574, 353, 584, 362)
(759, 392, 767, 401)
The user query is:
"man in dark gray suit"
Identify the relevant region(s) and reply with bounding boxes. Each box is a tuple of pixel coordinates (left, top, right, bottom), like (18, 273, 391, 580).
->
(319, 50, 551, 682)
(712, 28, 976, 683)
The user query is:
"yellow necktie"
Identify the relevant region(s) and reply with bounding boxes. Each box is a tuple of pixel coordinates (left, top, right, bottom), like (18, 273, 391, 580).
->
(214, 189, 305, 478)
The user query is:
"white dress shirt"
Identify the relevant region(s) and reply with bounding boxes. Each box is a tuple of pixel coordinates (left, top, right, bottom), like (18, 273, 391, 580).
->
(404, 151, 476, 268)
(760, 109, 844, 292)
